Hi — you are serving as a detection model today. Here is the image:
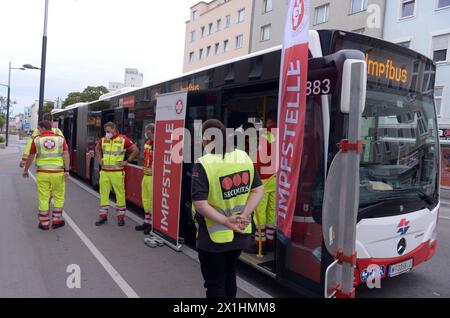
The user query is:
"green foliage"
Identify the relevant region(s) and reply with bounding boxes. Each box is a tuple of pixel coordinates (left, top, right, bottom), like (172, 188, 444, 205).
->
(0, 135, 5, 143)
(44, 101, 55, 116)
(63, 86, 109, 108)
(0, 114, 5, 133)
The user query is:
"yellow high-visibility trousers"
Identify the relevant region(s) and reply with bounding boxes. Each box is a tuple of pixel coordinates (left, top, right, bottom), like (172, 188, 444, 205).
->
(36, 172, 65, 211)
(99, 170, 127, 219)
(141, 175, 153, 224)
(36, 172, 65, 227)
(253, 176, 277, 245)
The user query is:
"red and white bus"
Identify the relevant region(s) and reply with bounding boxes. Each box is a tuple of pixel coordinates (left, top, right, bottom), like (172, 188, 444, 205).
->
(53, 30, 440, 296)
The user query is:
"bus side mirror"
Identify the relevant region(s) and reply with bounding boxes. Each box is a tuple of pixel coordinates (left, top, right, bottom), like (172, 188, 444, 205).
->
(340, 59, 367, 114)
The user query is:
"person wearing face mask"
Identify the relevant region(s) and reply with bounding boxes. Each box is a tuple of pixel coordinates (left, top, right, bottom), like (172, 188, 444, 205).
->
(95, 122, 139, 227)
(20, 114, 64, 169)
(135, 123, 155, 234)
(191, 119, 264, 299)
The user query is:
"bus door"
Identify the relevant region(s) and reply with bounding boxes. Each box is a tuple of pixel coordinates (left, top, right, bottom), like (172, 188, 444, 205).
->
(62, 110, 78, 172)
(101, 108, 126, 134)
(182, 90, 221, 246)
(221, 82, 280, 274)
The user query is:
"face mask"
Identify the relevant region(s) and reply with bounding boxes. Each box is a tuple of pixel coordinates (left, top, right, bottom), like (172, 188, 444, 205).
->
(105, 133, 113, 140)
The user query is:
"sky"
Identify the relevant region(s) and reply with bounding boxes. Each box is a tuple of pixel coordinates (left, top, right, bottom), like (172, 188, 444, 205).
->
(0, 0, 200, 115)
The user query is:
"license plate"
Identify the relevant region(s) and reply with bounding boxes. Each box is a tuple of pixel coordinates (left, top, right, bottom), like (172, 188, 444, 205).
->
(388, 259, 413, 278)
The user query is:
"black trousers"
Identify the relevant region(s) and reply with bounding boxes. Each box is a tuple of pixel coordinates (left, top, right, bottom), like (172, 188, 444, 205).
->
(198, 249, 242, 299)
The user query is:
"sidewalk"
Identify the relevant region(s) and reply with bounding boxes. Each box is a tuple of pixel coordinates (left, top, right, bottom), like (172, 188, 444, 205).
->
(0, 138, 251, 298)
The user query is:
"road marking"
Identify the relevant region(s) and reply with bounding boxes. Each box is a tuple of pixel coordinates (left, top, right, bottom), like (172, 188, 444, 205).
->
(68, 175, 273, 298)
(29, 172, 139, 299)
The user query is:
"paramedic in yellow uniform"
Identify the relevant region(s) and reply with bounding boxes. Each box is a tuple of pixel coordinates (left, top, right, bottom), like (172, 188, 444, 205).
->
(20, 114, 64, 168)
(95, 122, 139, 227)
(23, 120, 70, 230)
(135, 123, 155, 235)
(250, 113, 277, 255)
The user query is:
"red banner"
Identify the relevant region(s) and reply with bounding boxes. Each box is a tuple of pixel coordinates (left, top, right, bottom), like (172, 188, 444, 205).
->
(276, 0, 310, 239)
(152, 91, 187, 247)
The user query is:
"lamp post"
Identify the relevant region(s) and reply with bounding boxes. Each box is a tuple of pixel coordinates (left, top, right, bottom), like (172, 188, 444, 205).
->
(1, 62, 26, 147)
(38, 0, 50, 123)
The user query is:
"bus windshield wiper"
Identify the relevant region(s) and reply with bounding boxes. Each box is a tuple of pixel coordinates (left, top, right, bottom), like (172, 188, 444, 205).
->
(390, 188, 437, 206)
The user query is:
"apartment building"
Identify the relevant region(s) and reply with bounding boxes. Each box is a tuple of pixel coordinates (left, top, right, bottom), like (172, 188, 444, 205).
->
(383, 0, 450, 129)
(183, 0, 254, 73)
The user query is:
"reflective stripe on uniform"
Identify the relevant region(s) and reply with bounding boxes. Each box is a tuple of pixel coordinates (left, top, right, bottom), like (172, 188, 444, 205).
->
(37, 166, 64, 170)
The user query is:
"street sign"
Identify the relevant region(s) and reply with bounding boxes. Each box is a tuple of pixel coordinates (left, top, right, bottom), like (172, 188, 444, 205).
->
(25, 123, 30, 130)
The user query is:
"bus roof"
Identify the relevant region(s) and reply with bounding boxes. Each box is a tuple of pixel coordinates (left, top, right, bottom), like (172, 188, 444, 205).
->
(52, 102, 88, 115)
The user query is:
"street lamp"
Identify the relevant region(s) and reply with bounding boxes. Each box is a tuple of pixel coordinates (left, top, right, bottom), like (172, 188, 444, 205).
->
(1, 62, 26, 147)
(23, 64, 41, 70)
(38, 0, 50, 123)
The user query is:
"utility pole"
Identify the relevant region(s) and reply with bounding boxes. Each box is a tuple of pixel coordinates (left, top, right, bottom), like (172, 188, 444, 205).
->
(38, 0, 49, 123)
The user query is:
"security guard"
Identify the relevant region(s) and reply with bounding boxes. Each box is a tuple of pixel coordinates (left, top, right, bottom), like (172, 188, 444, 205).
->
(191, 119, 264, 299)
(251, 112, 278, 255)
(135, 123, 155, 235)
(23, 120, 70, 230)
(20, 114, 64, 168)
(95, 122, 139, 227)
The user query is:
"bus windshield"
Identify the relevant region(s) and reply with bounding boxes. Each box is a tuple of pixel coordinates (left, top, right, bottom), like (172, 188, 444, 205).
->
(359, 85, 439, 209)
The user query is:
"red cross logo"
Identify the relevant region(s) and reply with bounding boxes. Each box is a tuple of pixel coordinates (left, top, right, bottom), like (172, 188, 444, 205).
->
(292, 0, 305, 31)
(175, 99, 184, 115)
(43, 139, 56, 151)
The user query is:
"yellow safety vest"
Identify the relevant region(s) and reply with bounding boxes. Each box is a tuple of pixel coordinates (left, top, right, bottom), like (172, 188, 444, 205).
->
(143, 143, 153, 176)
(23, 127, 64, 160)
(34, 135, 65, 172)
(101, 136, 126, 171)
(197, 150, 254, 244)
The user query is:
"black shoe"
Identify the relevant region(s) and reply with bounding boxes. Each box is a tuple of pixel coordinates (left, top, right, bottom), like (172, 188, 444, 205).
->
(144, 226, 152, 235)
(38, 223, 50, 231)
(95, 218, 108, 226)
(52, 221, 66, 230)
(135, 223, 151, 232)
(118, 218, 125, 227)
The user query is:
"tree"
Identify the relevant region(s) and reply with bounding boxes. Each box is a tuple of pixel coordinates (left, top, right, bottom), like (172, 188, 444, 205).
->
(44, 101, 55, 116)
(63, 86, 109, 108)
(0, 114, 5, 133)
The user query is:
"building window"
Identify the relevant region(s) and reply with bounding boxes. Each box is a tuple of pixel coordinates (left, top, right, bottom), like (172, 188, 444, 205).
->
(215, 43, 220, 55)
(432, 34, 449, 62)
(400, 0, 415, 19)
(199, 48, 204, 60)
(351, 0, 368, 13)
(437, 0, 450, 10)
(236, 34, 244, 49)
(189, 52, 194, 63)
(237, 8, 245, 23)
(224, 40, 229, 52)
(315, 4, 329, 25)
(435, 86, 445, 116)
(201, 26, 205, 38)
(191, 10, 198, 21)
(397, 40, 411, 48)
(208, 23, 213, 35)
(190, 31, 196, 43)
(263, 0, 273, 13)
(216, 19, 222, 32)
(261, 24, 271, 41)
(225, 15, 231, 28)
(206, 46, 212, 57)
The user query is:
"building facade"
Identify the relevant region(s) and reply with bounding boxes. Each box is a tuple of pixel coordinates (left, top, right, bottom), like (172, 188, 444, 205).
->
(24, 106, 31, 132)
(183, 0, 254, 73)
(309, 0, 386, 38)
(108, 68, 144, 92)
(383, 0, 450, 129)
(250, 0, 289, 52)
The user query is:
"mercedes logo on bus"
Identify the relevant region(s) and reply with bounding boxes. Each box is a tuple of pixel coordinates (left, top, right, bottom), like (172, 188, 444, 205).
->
(397, 238, 407, 256)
